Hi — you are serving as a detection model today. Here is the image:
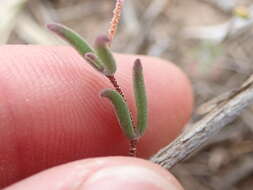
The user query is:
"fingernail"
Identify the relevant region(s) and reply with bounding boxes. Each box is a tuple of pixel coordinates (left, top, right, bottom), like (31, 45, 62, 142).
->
(78, 165, 179, 190)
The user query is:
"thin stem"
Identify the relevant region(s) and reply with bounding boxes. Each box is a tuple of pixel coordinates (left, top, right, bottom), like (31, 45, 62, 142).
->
(129, 139, 138, 157)
(107, 75, 138, 157)
(107, 75, 126, 101)
(108, 0, 124, 43)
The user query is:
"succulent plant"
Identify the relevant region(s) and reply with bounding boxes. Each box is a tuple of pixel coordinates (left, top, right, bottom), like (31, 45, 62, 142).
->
(47, 0, 147, 157)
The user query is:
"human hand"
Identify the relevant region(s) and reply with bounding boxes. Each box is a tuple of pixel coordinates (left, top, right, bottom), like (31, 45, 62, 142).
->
(0, 46, 193, 189)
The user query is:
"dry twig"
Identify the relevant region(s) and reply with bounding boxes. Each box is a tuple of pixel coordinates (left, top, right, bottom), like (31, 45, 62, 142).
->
(151, 75, 253, 169)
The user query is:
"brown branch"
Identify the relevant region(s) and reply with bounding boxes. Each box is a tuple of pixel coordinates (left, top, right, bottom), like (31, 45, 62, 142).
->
(151, 75, 253, 169)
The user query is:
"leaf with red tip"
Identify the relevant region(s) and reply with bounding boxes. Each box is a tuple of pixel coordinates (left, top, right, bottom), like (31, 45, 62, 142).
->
(47, 23, 93, 54)
(95, 35, 117, 76)
(47, 23, 104, 72)
(133, 59, 147, 136)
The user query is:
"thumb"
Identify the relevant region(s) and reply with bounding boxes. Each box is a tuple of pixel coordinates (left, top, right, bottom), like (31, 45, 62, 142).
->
(5, 157, 183, 190)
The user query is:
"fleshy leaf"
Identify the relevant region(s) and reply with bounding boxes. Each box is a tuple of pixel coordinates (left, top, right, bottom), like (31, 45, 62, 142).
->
(101, 89, 136, 139)
(133, 59, 147, 136)
(95, 35, 117, 76)
(47, 23, 104, 72)
(47, 23, 94, 54)
(84, 53, 104, 72)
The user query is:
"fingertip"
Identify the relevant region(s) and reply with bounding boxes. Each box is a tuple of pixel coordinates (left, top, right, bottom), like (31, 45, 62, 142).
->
(0, 46, 193, 187)
(79, 157, 184, 190)
(5, 157, 183, 190)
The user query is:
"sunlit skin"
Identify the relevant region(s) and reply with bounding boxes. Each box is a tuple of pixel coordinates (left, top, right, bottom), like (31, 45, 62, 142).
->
(0, 46, 193, 189)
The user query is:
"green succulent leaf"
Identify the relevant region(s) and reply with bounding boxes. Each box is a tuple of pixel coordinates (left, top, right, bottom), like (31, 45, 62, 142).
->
(47, 23, 94, 54)
(47, 23, 104, 71)
(101, 89, 136, 139)
(95, 35, 117, 76)
(133, 59, 147, 136)
(84, 53, 104, 72)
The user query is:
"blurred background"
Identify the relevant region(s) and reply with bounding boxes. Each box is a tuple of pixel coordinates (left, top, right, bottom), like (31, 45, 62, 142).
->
(1, 0, 253, 189)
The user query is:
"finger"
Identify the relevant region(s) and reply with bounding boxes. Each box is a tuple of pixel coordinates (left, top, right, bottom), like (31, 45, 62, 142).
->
(5, 157, 184, 190)
(0, 46, 193, 187)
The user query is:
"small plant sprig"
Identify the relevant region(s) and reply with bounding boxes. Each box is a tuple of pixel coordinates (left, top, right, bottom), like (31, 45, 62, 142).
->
(47, 0, 147, 157)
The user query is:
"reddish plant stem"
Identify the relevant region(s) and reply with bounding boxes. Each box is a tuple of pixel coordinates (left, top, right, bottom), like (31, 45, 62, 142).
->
(107, 75, 126, 101)
(129, 139, 138, 157)
(108, 0, 123, 43)
(107, 75, 138, 157)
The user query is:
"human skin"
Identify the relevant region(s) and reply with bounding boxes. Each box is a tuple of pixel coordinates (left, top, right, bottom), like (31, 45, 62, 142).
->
(0, 46, 193, 189)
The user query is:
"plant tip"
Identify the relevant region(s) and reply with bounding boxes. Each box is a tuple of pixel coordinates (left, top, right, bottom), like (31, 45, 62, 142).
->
(94, 34, 116, 75)
(95, 35, 111, 47)
(46, 23, 59, 32)
(134, 58, 143, 71)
